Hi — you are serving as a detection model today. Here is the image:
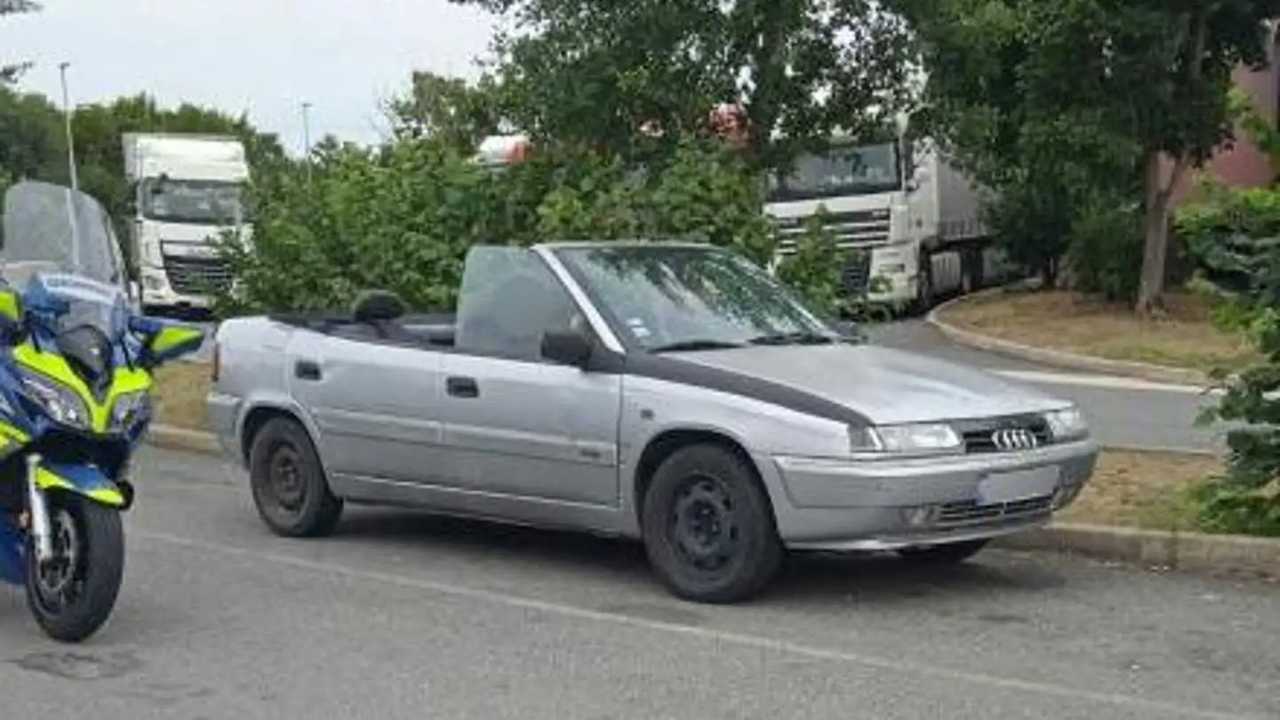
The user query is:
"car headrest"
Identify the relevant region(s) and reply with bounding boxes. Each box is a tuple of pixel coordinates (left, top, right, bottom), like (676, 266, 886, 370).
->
(352, 290, 407, 323)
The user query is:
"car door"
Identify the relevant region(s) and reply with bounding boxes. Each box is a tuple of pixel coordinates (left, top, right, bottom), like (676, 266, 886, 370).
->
(438, 247, 622, 507)
(287, 328, 448, 486)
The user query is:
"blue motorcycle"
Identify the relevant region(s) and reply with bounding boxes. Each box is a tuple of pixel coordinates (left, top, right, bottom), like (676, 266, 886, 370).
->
(0, 181, 203, 641)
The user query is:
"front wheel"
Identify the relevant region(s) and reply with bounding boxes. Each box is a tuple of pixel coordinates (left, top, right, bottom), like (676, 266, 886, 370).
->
(641, 445, 782, 603)
(25, 496, 124, 642)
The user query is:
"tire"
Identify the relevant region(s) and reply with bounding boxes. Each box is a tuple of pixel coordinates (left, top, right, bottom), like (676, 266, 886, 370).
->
(26, 496, 124, 643)
(913, 253, 935, 314)
(249, 417, 343, 537)
(641, 444, 782, 603)
(897, 539, 989, 565)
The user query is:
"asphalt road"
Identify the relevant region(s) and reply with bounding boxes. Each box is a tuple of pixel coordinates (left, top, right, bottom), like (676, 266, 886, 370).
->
(867, 320, 1225, 453)
(1, 446, 1277, 720)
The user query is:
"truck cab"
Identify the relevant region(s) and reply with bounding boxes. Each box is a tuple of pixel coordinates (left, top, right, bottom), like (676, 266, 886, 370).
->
(123, 134, 251, 315)
(766, 135, 995, 310)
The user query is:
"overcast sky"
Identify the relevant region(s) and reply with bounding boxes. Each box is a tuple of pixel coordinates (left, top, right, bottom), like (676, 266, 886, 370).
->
(5, 0, 496, 153)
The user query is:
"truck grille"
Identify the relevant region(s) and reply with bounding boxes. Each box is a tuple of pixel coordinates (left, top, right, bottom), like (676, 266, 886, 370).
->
(164, 255, 232, 295)
(772, 208, 892, 256)
(841, 250, 873, 295)
(953, 415, 1053, 454)
(936, 495, 1053, 528)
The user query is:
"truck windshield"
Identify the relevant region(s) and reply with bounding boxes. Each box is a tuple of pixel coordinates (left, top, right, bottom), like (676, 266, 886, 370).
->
(556, 245, 836, 351)
(141, 178, 245, 225)
(768, 142, 901, 202)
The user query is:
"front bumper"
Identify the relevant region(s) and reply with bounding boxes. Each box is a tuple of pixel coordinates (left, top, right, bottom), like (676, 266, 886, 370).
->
(763, 440, 1099, 550)
(140, 264, 212, 309)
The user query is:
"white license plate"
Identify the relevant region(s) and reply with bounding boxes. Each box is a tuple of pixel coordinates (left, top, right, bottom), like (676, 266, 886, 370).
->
(978, 466, 1060, 504)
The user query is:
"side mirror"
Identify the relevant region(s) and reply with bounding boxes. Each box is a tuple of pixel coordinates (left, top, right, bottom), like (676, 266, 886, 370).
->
(541, 330, 593, 368)
(130, 315, 205, 368)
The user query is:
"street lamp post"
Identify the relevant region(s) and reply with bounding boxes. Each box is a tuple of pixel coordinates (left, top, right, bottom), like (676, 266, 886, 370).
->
(301, 102, 313, 181)
(58, 62, 79, 192)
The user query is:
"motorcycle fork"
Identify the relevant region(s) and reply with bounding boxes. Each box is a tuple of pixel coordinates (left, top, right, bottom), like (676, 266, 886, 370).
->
(25, 454, 53, 562)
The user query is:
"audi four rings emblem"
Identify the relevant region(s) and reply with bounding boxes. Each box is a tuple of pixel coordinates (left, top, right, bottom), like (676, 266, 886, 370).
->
(991, 428, 1039, 451)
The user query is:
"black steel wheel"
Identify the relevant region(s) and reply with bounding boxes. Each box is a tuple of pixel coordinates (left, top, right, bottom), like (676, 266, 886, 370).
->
(26, 495, 124, 642)
(249, 418, 342, 537)
(641, 444, 782, 603)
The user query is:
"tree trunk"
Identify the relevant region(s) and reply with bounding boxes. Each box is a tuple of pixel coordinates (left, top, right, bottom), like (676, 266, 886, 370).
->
(1136, 150, 1174, 314)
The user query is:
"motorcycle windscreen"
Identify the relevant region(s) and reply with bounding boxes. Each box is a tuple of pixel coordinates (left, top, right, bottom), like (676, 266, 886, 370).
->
(2, 181, 127, 291)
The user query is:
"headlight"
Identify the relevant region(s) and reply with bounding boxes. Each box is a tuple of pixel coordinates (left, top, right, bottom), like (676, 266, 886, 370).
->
(1044, 406, 1089, 442)
(21, 373, 90, 431)
(110, 390, 152, 431)
(851, 423, 963, 456)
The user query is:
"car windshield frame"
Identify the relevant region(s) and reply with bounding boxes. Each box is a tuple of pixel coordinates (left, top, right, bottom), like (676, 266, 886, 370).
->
(767, 141, 902, 203)
(553, 244, 839, 353)
(140, 177, 247, 225)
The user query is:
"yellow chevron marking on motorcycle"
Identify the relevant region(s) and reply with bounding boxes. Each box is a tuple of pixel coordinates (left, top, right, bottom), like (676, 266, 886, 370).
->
(0, 289, 20, 322)
(150, 325, 203, 355)
(14, 343, 154, 433)
(35, 467, 125, 507)
(0, 421, 30, 444)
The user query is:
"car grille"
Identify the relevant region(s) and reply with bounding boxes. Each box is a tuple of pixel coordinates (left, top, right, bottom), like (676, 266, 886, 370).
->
(936, 495, 1054, 528)
(772, 208, 892, 257)
(953, 415, 1053, 454)
(163, 254, 232, 295)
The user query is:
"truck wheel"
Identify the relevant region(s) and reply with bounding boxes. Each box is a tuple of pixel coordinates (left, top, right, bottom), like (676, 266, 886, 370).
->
(641, 444, 782, 603)
(898, 539, 988, 564)
(913, 254, 935, 314)
(249, 418, 343, 537)
(26, 496, 124, 643)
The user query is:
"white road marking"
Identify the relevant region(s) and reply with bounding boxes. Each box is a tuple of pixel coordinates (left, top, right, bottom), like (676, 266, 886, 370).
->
(990, 369, 1221, 396)
(135, 529, 1257, 720)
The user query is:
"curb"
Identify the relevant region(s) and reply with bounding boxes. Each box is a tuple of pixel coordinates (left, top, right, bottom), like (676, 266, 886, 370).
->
(926, 293, 1210, 387)
(147, 424, 221, 456)
(994, 522, 1279, 577)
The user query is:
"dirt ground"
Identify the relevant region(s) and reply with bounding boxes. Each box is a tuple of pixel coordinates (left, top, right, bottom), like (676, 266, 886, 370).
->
(938, 290, 1260, 374)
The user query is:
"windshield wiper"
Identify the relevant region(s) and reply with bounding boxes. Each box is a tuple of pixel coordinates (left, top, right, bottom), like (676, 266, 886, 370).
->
(747, 331, 837, 346)
(648, 339, 746, 353)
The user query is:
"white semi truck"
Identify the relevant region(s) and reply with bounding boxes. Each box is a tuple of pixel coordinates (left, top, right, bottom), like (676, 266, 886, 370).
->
(766, 136, 1001, 310)
(122, 133, 250, 314)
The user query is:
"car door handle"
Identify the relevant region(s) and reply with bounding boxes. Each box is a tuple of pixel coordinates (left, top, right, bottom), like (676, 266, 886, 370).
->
(446, 376, 479, 398)
(295, 360, 322, 381)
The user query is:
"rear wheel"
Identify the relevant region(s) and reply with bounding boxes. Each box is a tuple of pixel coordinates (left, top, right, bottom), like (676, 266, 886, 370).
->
(249, 418, 343, 537)
(898, 539, 989, 564)
(641, 445, 782, 603)
(26, 496, 124, 642)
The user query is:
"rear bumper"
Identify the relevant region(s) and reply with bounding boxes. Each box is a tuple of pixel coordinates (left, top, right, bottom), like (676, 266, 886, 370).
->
(206, 392, 242, 461)
(762, 440, 1099, 550)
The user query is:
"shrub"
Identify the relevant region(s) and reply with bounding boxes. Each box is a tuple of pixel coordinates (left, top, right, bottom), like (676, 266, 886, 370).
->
(1066, 200, 1143, 302)
(1179, 187, 1280, 536)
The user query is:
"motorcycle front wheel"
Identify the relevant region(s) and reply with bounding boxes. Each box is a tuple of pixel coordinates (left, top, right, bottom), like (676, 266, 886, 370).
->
(25, 495, 124, 642)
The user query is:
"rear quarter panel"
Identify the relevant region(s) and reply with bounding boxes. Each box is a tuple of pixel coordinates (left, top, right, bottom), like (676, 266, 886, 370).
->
(209, 318, 323, 465)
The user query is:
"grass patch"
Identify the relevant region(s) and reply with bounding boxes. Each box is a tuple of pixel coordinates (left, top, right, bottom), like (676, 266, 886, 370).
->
(1061, 450, 1221, 532)
(151, 362, 212, 430)
(939, 290, 1261, 374)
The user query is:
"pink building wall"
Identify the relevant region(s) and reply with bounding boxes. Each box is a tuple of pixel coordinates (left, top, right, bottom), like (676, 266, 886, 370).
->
(1175, 36, 1279, 204)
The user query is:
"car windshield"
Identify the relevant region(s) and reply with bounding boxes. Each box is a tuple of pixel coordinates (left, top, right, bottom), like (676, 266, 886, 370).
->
(142, 178, 245, 224)
(768, 141, 901, 202)
(556, 245, 836, 351)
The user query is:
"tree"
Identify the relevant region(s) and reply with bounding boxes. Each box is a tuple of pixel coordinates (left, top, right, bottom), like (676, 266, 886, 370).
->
(453, 0, 917, 169)
(901, 0, 1280, 310)
(388, 71, 504, 150)
(1, 0, 39, 85)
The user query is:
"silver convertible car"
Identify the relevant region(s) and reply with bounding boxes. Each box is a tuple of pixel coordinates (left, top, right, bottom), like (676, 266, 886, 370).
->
(209, 243, 1098, 602)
